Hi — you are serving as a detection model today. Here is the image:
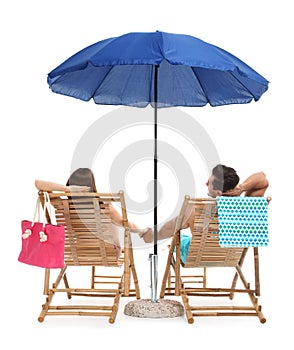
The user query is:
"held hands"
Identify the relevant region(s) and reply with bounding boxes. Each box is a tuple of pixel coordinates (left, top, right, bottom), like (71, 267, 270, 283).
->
(68, 185, 91, 192)
(139, 227, 154, 243)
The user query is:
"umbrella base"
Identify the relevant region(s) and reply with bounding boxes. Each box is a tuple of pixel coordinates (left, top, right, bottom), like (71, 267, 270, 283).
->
(124, 299, 184, 318)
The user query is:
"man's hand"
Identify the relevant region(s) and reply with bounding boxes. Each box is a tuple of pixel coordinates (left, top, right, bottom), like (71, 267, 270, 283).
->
(223, 185, 244, 197)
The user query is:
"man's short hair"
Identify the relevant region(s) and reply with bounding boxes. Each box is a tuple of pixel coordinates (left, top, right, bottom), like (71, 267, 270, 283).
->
(212, 164, 240, 193)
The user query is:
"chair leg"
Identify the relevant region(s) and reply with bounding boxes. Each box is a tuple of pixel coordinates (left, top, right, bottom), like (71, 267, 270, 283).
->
(229, 248, 248, 299)
(91, 266, 95, 289)
(254, 247, 261, 296)
(181, 291, 194, 324)
(39, 267, 67, 322)
(109, 285, 122, 324)
(43, 269, 50, 295)
(63, 273, 71, 299)
(174, 233, 181, 295)
(160, 238, 176, 298)
(129, 246, 140, 299)
(123, 247, 130, 296)
(203, 267, 207, 288)
(38, 290, 54, 323)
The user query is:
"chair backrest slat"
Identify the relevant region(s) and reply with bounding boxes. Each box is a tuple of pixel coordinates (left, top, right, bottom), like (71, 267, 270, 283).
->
(39, 191, 125, 267)
(184, 198, 245, 268)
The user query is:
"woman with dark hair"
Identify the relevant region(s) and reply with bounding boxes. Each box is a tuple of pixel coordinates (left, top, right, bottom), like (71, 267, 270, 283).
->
(66, 167, 98, 191)
(35, 168, 153, 257)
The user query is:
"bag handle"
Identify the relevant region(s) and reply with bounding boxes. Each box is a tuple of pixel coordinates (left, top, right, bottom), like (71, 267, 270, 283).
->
(43, 192, 57, 225)
(31, 192, 56, 225)
(32, 197, 40, 225)
(31, 194, 48, 227)
(22, 192, 55, 242)
(22, 195, 47, 241)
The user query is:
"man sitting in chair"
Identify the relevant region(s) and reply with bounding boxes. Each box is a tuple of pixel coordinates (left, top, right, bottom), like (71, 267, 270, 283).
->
(141, 164, 269, 243)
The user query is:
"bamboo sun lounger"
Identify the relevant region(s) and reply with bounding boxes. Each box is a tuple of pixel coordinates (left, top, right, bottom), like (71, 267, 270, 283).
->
(160, 196, 270, 324)
(37, 190, 140, 324)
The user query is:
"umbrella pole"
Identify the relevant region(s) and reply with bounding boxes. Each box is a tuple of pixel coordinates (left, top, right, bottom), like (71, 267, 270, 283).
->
(150, 65, 159, 302)
(124, 65, 184, 318)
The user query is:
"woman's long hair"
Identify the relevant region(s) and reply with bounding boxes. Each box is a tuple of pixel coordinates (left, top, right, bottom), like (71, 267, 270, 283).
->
(66, 168, 98, 192)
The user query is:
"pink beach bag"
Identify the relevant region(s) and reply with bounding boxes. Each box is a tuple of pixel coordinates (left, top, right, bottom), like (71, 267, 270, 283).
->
(18, 192, 65, 268)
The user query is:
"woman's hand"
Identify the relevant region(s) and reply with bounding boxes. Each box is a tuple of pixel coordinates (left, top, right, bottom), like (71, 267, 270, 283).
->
(139, 227, 154, 243)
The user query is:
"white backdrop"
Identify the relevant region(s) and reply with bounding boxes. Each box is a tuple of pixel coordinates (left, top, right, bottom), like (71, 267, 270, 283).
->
(1, 0, 292, 348)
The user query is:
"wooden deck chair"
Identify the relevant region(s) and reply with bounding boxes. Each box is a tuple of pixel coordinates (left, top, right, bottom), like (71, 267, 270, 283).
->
(38, 190, 140, 324)
(160, 196, 270, 324)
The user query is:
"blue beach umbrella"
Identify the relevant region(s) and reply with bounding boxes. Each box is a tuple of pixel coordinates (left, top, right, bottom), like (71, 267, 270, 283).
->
(47, 31, 269, 302)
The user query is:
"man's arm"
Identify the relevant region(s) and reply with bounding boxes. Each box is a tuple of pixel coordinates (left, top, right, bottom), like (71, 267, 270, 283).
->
(158, 204, 193, 240)
(224, 171, 269, 197)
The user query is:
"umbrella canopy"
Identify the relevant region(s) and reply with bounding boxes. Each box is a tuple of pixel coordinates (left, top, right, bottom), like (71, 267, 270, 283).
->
(48, 31, 268, 108)
(47, 31, 269, 302)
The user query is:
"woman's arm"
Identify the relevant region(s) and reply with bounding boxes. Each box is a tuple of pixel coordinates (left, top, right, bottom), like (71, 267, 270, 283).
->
(109, 204, 150, 234)
(35, 180, 68, 192)
(35, 180, 90, 192)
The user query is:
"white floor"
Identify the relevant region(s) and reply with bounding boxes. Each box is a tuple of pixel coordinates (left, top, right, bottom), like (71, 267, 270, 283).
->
(4, 239, 289, 350)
